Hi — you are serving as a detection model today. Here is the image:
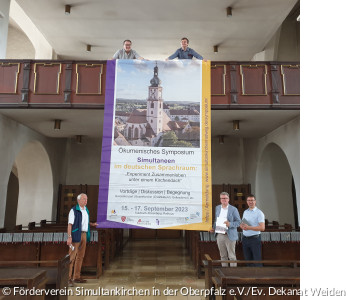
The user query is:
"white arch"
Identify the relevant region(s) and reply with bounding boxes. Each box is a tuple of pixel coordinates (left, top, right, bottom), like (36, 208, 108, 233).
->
(0, 0, 10, 59)
(9, 0, 54, 59)
(7, 19, 35, 59)
(255, 142, 296, 226)
(15, 141, 54, 225)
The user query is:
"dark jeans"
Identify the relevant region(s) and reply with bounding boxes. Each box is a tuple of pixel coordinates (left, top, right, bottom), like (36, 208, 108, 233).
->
(242, 235, 262, 267)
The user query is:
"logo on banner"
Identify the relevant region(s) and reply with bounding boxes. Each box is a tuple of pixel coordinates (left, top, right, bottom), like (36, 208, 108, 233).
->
(121, 216, 126, 222)
(111, 209, 117, 215)
(137, 219, 151, 226)
(156, 219, 160, 225)
(190, 214, 198, 219)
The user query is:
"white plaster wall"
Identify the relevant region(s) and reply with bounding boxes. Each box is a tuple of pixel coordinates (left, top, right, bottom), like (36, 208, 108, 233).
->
(256, 143, 294, 225)
(6, 21, 35, 59)
(9, 0, 54, 59)
(244, 116, 300, 224)
(0, 113, 299, 226)
(211, 136, 244, 184)
(0, 0, 10, 59)
(253, 27, 282, 62)
(262, 27, 281, 61)
(0, 114, 66, 227)
(15, 141, 54, 225)
(64, 137, 102, 185)
(251, 11, 299, 62)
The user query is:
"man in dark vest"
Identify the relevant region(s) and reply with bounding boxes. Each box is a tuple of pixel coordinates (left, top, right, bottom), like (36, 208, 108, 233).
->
(67, 193, 98, 286)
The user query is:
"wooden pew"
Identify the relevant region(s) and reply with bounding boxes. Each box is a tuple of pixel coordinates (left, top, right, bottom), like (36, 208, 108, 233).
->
(2, 220, 124, 278)
(114, 228, 124, 253)
(27, 221, 67, 231)
(0, 255, 69, 300)
(203, 254, 299, 300)
(264, 220, 293, 232)
(185, 230, 200, 275)
(0, 243, 39, 264)
(0, 269, 47, 300)
(26, 220, 123, 266)
(189, 231, 300, 277)
(28, 221, 37, 230)
(212, 265, 300, 300)
(40, 220, 59, 227)
(15, 224, 23, 230)
(0, 230, 105, 278)
(38, 230, 105, 278)
(36, 224, 122, 265)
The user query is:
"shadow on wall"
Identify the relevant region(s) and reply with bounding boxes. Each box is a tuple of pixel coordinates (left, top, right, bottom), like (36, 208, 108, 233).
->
(4, 170, 19, 228)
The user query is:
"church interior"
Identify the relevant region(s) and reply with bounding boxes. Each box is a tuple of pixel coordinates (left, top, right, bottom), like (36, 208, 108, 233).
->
(0, 0, 302, 299)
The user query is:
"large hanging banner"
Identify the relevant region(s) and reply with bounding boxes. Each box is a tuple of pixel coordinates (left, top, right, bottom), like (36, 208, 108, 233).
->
(97, 59, 211, 230)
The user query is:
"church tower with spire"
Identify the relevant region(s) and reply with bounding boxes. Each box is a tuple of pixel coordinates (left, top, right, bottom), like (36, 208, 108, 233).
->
(146, 63, 163, 135)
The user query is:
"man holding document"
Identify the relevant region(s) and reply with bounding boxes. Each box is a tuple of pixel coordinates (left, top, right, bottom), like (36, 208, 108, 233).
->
(211, 192, 241, 267)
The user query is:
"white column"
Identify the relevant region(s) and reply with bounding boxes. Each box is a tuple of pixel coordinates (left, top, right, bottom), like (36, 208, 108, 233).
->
(0, 0, 11, 59)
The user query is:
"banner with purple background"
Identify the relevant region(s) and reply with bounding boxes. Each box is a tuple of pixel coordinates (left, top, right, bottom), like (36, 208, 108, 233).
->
(97, 59, 211, 230)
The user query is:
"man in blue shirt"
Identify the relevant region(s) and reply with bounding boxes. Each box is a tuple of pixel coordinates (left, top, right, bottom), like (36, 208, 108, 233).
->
(240, 194, 265, 266)
(167, 37, 204, 60)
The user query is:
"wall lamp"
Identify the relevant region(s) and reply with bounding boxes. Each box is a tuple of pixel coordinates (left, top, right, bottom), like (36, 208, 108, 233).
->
(219, 135, 225, 144)
(65, 5, 71, 15)
(233, 120, 240, 131)
(226, 7, 232, 18)
(86, 44, 91, 52)
(54, 119, 61, 130)
(214, 45, 218, 53)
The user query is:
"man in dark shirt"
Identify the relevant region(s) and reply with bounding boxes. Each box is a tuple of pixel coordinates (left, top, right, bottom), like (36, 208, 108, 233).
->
(167, 37, 203, 60)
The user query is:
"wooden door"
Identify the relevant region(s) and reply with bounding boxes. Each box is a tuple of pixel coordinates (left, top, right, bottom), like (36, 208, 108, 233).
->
(228, 184, 251, 218)
(212, 184, 251, 219)
(57, 184, 99, 223)
(57, 184, 87, 223)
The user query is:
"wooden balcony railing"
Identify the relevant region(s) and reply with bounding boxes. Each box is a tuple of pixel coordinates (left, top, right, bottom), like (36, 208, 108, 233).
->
(0, 60, 299, 109)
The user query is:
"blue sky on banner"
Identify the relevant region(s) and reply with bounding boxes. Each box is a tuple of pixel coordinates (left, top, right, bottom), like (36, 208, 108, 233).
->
(115, 60, 202, 102)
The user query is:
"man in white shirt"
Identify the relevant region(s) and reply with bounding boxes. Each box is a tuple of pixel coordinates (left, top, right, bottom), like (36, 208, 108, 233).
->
(66, 193, 98, 286)
(240, 194, 265, 266)
(211, 192, 241, 266)
(112, 40, 144, 60)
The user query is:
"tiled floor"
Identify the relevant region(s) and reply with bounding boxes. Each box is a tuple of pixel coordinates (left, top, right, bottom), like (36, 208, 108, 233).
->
(70, 239, 206, 300)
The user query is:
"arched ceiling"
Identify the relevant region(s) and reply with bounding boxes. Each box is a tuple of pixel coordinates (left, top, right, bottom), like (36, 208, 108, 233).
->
(13, 0, 298, 60)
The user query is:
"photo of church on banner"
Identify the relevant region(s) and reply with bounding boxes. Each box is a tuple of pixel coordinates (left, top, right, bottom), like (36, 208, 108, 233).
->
(113, 61, 200, 148)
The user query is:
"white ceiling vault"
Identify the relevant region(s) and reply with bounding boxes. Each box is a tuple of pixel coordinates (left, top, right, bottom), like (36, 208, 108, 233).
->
(0, 109, 300, 140)
(14, 0, 298, 61)
(3, 0, 300, 140)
